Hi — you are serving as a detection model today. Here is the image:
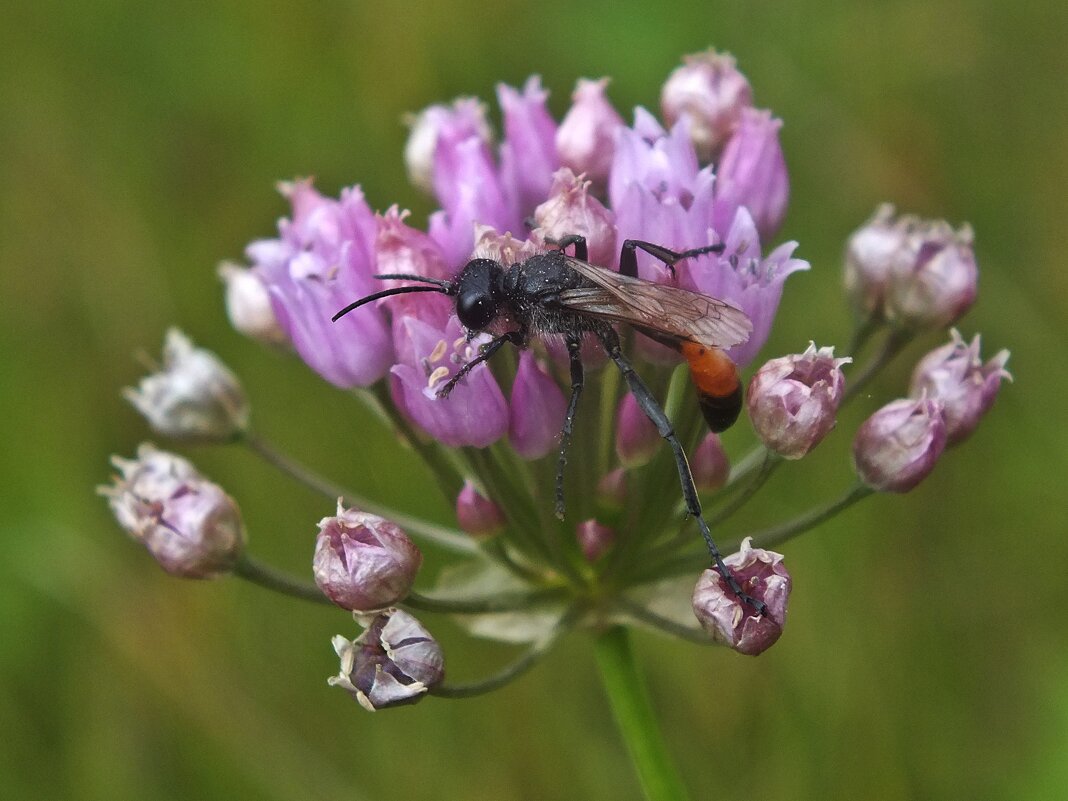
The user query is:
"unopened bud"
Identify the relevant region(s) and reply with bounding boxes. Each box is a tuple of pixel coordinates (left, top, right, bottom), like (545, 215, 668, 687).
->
(509, 351, 567, 461)
(692, 434, 730, 492)
(910, 329, 1011, 445)
(555, 78, 625, 188)
(843, 204, 907, 319)
(747, 344, 851, 459)
(615, 394, 660, 468)
(404, 99, 493, 195)
(660, 50, 753, 161)
(328, 609, 444, 711)
(596, 467, 628, 510)
(853, 396, 947, 492)
(692, 538, 790, 656)
(533, 168, 618, 268)
(99, 444, 245, 578)
(218, 263, 288, 347)
(711, 108, 789, 242)
(313, 502, 422, 612)
(455, 481, 505, 539)
(576, 519, 616, 563)
(124, 329, 249, 442)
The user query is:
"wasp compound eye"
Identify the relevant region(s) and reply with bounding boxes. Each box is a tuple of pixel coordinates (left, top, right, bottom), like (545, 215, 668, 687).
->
(456, 290, 496, 330)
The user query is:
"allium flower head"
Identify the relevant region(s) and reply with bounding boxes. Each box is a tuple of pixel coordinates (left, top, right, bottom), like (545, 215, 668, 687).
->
(661, 50, 753, 162)
(748, 343, 851, 459)
(329, 609, 444, 711)
(313, 501, 423, 612)
(100, 444, 244, 578)
(124, 328, 249, 442)
(555, 78, 625, 187)
(910, 329, 1011, 445)
(692, 538, 791, 656)
(853, 395, 948, 492)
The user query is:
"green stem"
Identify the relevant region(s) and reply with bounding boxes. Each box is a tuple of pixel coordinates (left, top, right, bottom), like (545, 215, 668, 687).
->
(843, 329, 912, 404)
(240, 432, 476, 556)
(404, 588, 568, 615)
(233, 555, 332, 605)
(615, 597, 714, 646)
(594, 627, 692, 801)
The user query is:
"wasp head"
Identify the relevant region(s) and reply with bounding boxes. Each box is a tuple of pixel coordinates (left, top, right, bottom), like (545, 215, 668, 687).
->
(454, 258, 503, 331)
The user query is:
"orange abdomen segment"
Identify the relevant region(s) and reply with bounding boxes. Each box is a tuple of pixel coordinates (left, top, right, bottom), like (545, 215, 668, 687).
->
(681, 342, 743, 432)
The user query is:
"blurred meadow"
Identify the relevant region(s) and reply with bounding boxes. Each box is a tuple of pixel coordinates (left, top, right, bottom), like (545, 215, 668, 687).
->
(2, 1, 1066, 799)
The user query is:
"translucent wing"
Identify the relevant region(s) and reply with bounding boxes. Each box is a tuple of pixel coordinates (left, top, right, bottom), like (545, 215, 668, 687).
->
(558, 257, 752, 349)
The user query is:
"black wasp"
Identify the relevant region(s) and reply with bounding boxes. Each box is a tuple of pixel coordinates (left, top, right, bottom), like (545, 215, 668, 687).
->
(333, 235, 764, 612)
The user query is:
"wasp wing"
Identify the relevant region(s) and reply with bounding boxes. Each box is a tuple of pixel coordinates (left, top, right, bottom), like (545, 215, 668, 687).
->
(558, 257, 752, 349)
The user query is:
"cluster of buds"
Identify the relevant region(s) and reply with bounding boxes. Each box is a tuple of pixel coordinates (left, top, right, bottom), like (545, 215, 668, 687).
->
(103, 49, 1010, 714)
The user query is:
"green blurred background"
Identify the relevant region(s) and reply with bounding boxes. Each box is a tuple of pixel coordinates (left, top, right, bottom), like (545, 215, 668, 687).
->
(2, 1, 1065, 799)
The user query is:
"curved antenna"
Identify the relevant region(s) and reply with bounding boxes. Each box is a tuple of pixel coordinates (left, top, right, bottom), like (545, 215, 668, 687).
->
(332, 285, 446, 322)
(372, 273, 451, 288)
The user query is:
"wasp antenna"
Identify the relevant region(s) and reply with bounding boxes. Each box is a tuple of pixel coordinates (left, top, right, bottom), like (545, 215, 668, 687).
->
(372, 273, 451, 288)
(332, 285, 446, 322)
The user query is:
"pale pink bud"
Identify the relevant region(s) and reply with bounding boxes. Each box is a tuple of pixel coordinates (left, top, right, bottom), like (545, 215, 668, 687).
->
(509, 351, 567, 460)
(692, 538, 791, 656)
(533, 168, 618, 268)
(615, 393, 659, 467)
(853, 396, 947, 492)
(692, 434, 730, 492)
(99, 444, 245, 578)
(596, 467, 628, 510)
(313, 502, 422, 612)
(910, 329, 1011, 445)
(218, 263, 288, 347)
(843, 204, 908, 319)
(555, 78, 625, 187)
(660, 50, 753, 161)
(328, 609, 444, 710)
(124, 329, 249, 442)
(455, 481, 505, 539)
(747, 344, 851, 459)
(576, 519, 616, 563)
(404, 99, 493, 195)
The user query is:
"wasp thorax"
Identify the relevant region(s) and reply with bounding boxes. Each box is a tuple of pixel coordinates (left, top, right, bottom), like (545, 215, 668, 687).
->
(455, 258, 502, 330)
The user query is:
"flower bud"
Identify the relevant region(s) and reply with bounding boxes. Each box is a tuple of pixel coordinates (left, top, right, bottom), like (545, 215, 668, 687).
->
(404, 99, 493, 195)
(313, 502, 422, 612)
(99, 444, 245, 578)
(555, 78, 625, 187)
(853, 396, 947, 492)
(455, 481, 505, 539)
(124, 329, 249, 442)
(883, 214, 978, 331)
(509, 351, 567, 460)
(328, 609, 444, 711)
(910, 329, 1011, 445)
(576, 519, 616, 563)
(692, 434, 729, 492)
(691, 537, 790, 656)
(218, 263, 288, 347)
(596, 467, 628, 510)
(533, 168, 618, 268)
(660, 50, 753, 161)
(615, 393, 660, 468)
(711, 108, 789, 242)
(747, 343, 851, 459)
(843, 204, 907, 319)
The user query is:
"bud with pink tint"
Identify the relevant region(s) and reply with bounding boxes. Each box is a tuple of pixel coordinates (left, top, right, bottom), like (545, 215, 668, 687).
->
(455, 481, 505, 539)
(218, 263, 288, 347)
(576, 519, 616, 563)
(711, 108, 789, 242)
(843, 204, 909, 320)
(692, 433, 730, 492)
(747, 343, 851, 459)
(509, 351, 567, 460)
(660, 49, 753, 162)
(596, 467, 628, 511)
(329, 609, 444, 711)
(853, 396, 948, 492)
(533, 168, 618, 268)
(691, 537, 791, 656)
(910, 329, 1011, 446)
(100, 444, 245, 579)
(556, 78, 625, 188)
(313, 502, 422, 612)
(403, 98, 493, 196)
(615, 393, 660, 467)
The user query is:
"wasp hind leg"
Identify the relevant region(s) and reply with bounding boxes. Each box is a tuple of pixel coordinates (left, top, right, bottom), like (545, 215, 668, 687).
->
(618, 239, 726, 279)
(595, 327, 767, 616)
(554, 332, 585, 520)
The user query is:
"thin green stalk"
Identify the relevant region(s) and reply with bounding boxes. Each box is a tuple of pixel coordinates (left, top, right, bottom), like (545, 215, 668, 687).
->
(233, 555, 332, 605)
(594, 627, 692, 801)
(615, 597, 714, 646)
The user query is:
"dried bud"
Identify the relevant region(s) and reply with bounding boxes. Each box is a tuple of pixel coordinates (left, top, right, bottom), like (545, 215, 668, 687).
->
(660, 50, 753, 161)
(124, 329, 249, 442)
(455, 481, 505, 539)
(596, 467, 628, 510)
(692, 538, 790, 656)
(556, 78, 625, 187)
(99, 444, 245, 578)
(615, 393, 660, 468)
(747, 343, 851, 459)
(404, 99, 493, 195)
(853, 396, 947, 492)
(313, 502, 422, 612)
(692, 433, 730, 492)
(881, 213, 978, 331)
(576, 519, 616, 563)
(910, 329, 1011, 445)
(533, 168, 618, 268)
(843, 204, 908, 319)
(328, 609, 444, 711)
(218, 262, 288, 347)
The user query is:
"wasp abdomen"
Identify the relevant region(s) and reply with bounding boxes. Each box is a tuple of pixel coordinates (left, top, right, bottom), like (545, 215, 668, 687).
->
(680, 342, 743, 432)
